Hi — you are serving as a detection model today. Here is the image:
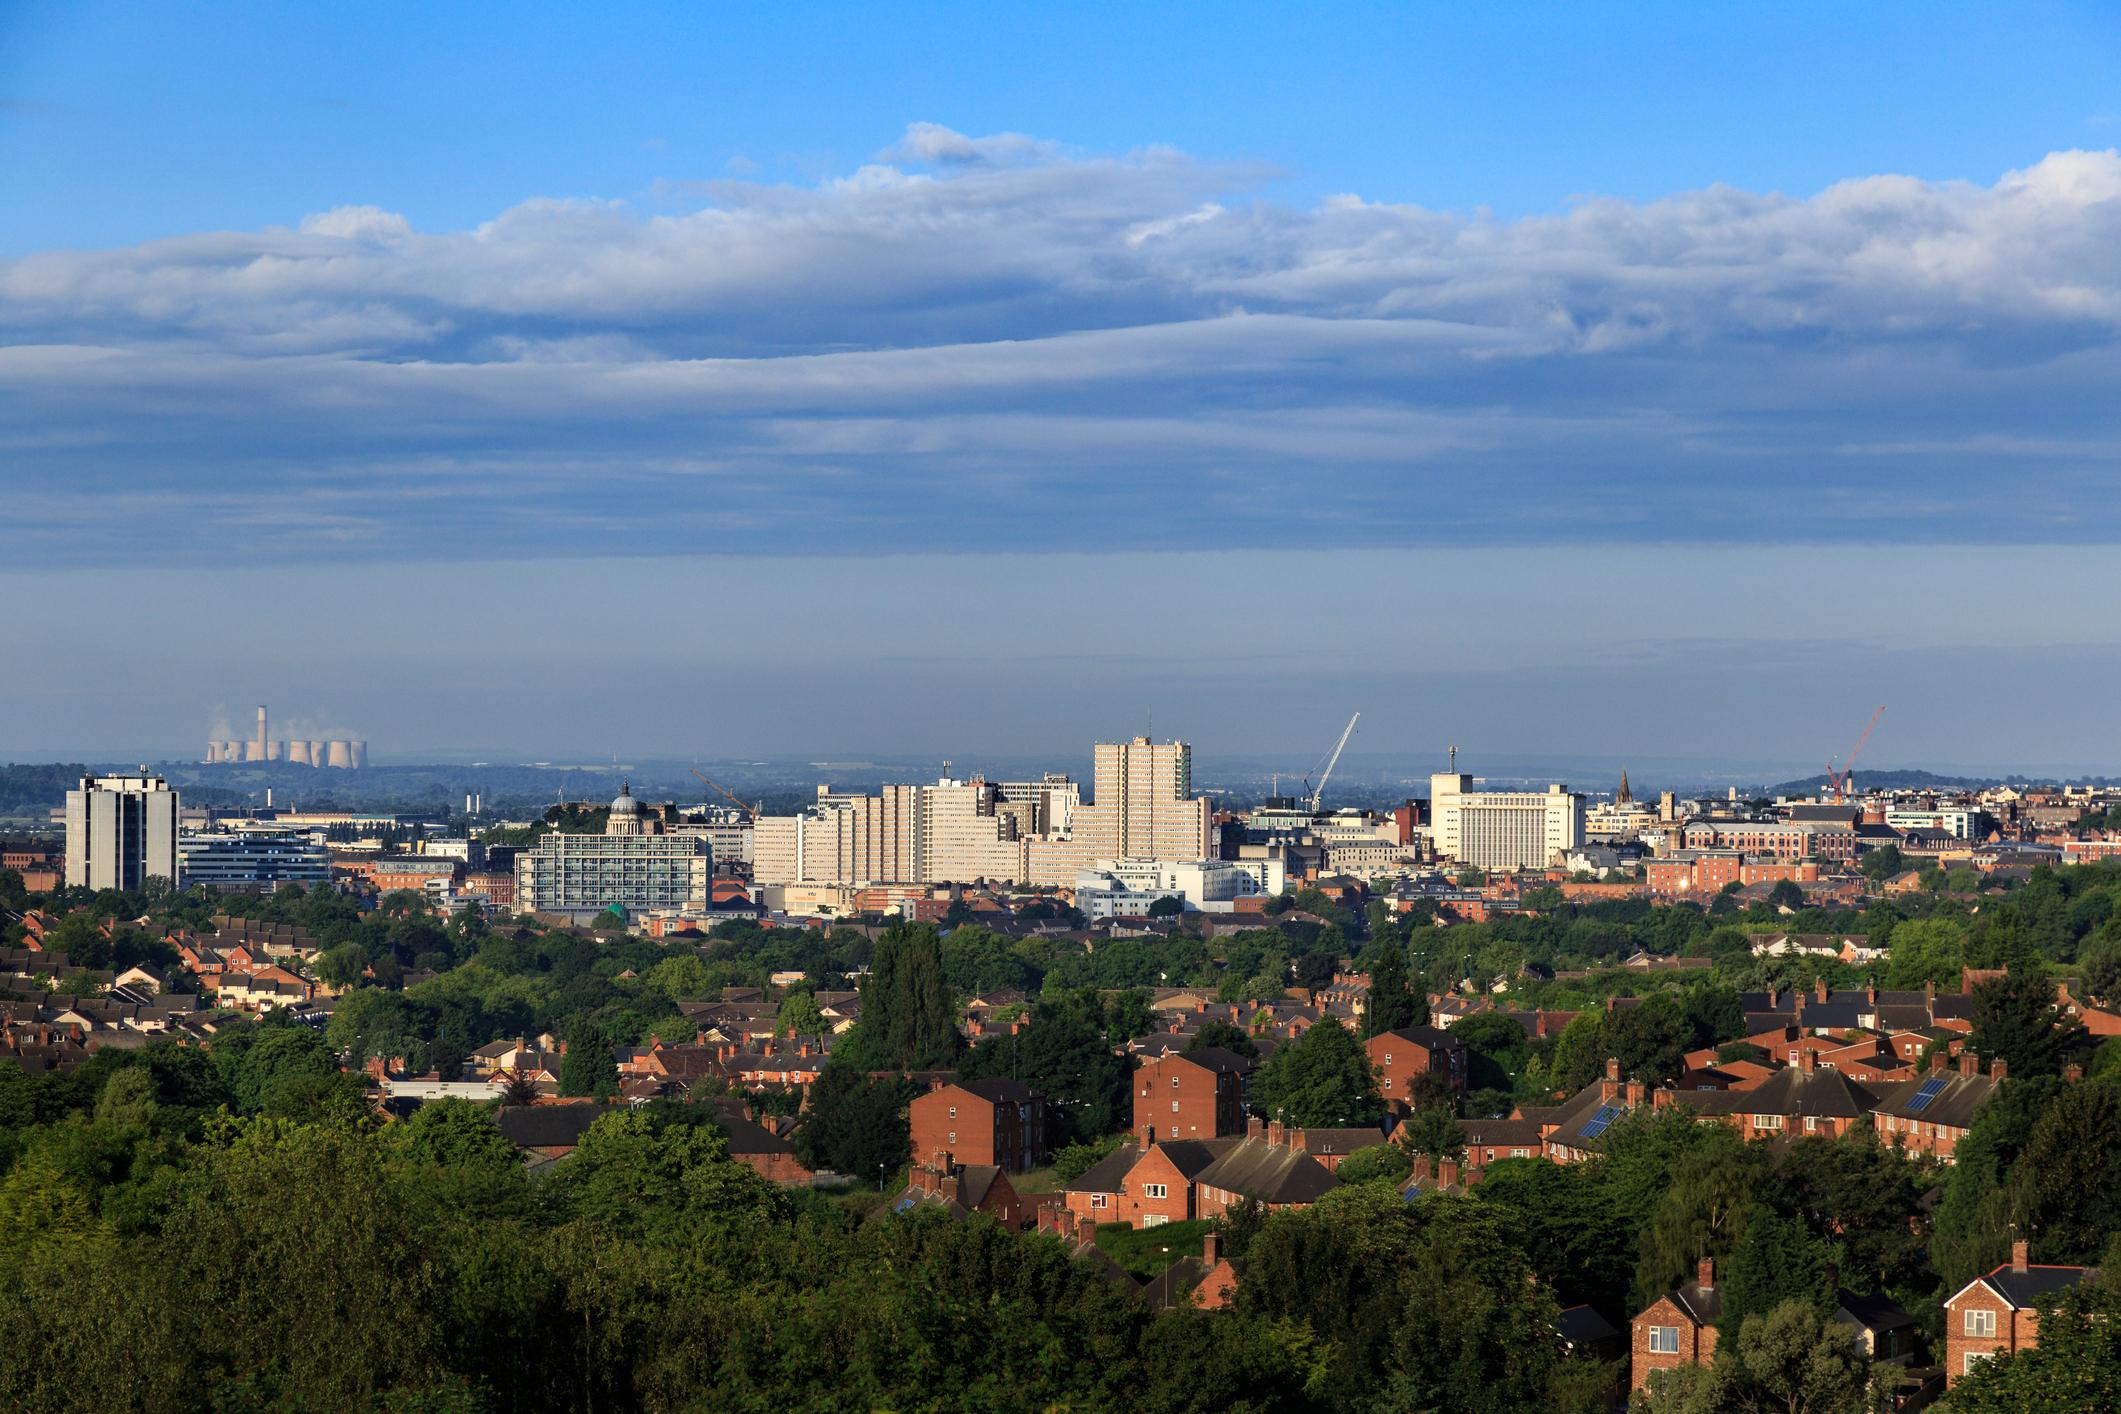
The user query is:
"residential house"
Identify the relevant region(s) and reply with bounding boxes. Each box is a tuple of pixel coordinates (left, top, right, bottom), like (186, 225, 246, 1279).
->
(1632, 1258, 1721, 1394)
(1870, 1052, 2003, 1161)
(1365, 1024, 1469, 1107)
(1943, 1240, 2098, 1385)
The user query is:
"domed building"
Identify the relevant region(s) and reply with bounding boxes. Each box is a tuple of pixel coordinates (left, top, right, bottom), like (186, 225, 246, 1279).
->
(606, 781, 646, 836)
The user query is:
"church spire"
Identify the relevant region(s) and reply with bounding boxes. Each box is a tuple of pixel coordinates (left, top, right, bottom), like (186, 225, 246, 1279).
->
(1618, 768, 1632, 805)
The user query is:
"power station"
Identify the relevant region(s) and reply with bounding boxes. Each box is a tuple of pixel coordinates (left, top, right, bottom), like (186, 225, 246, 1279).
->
(202, 704, 365, 768)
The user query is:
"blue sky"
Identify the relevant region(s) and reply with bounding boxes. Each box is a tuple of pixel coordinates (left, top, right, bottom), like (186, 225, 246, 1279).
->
(5, 3, 2121, 765)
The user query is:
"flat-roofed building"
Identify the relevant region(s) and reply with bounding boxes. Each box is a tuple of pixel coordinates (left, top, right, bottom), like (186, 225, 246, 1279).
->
(178, 831, 331, 890)
(1429, 771, 1582, 872)
(65, 774, 180, 891)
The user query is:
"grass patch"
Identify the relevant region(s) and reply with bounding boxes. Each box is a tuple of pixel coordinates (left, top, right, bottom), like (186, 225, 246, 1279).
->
(1093, 1219, 1213, 1279)
(1011, 1166, 1064, 1194)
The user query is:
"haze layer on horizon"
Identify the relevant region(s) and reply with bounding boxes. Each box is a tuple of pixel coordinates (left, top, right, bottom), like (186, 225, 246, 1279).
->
(5, 3, 2120, 769)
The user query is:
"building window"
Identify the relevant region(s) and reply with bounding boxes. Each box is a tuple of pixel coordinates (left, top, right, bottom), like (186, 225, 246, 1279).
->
(1964, 1309, 1996, 1338)
(1804, 1116, 1818, 1133)
(1143, 1183, 1168, 1199)
(948, 1106, 957, 1119)
(947, 1131, 956, 1144)
(1964, 1351, 1992, 1375)
(1648, 1326, 1680, 1355)
(1171, 1077, 1179, 1088)
(1170, 1099, 1180, 1113)
(1143, 1213, 1169, 1228)
(1089, 1194, 1107, 1209)
(1383, 1078, 1393, 1091)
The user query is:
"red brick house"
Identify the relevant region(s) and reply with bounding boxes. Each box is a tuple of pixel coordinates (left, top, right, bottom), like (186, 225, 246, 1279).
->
(1133, 1046, 1248, 1142)
(1365, 1024, 1468, 1108)
(1869, 1051, 2002, 1162)
(1673, 1049, 1878, 1142)
(1060, 1121, 1340, 1230)
(895, 1157, 1031, 1229)
(1943, 1240, 2097, 1385)
(909, 1076, 1045, 1173)
(1632, 1258, 1720, 1394)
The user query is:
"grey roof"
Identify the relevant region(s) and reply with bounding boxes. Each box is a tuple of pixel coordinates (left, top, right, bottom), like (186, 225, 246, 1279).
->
(1835, 1289, 1917, 1334)
(1156, 1138, 1239, 1181)
(957, 1075, 1038, 1104)
(496, 1103, 604, 1149)
(1983, 1263, 2098, 1309)
(1458, 1117, 1545, 1148)
(1296, 1126, 1386, 1157)
(1874, 1004, 1933, 1032)
(1671, 1279, 1723, 1326)
(1065, 1144, 1143, 1195)
(1797, 1002, 1863, 1030)
(1556, 1304, 1619, 1347)
(1192, 1138, 1339, 1205)
(1871, 1069, 1998, 1130)
(1142, 1256, 1208, 1310)
(1176, 1045, 1253, 1074)
(1681, 1065, 1878, 1121)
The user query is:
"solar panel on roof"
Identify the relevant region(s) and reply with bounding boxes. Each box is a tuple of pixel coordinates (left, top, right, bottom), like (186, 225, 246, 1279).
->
(1580, 1103, 1624, 1140)
(893, 1194, 919, 1213)
(1402, 1185, 1421, 1203)
(1905, 1076, 1948, 1113)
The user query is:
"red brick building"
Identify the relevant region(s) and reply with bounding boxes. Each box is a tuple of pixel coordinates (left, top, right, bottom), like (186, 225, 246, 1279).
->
(1869, 1052, 2002, 1162)
(1365, 1025, 1468, 1107)
(1632, 1258, 1721, 1394)
(1133, 1047, 1248, 1142)
(1943, 1240, 2095, 1385)
(909, 1076, 1045, 1173)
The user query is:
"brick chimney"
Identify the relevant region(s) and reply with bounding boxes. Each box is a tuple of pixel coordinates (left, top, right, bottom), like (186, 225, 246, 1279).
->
(1925, 980, 1936, 1005)
(1202, 1231, 1222, 1265)
(1959, 1051, 1978, 1077)
(1929, 1049, 1947, 1074)
(1246, 1114, 1264, 1140)
(937, 1171, 960, 1205)
(1865, 980, 1876, 1006)
(1800, 1048, 1817, 1074)
(1142, 1124, 1156, 1146)
(1268, 1119, 1285, 1147)
(2011, 1239, 2029, 1273)
(2065, 1063, 2085, 1083)
(1697, 1257, 1715, 1289)
(1990, 1057, 2008, 1081)
(1437, 1158, 1460, 1189)
(1815, 978, 1829, 1003)
(1411, 1154, 1433, 1186)
(1625, 1079, 1645, 1107)
(1601, 1058, 1621, 1102)
(1768, 985, 1779, 1011)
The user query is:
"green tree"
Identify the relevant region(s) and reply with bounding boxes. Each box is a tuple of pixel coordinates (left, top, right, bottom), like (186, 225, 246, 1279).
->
(1885, 916, 1967, 990)
(1722, 1299, 1872, 1414)
(1252, 1019, 1382, 1127)
(1719, 1208, 1831, 1338)
(1970, 968, 2091, 1077)
(315, 943, 368, 989)
(1334, 1142, 1414, 1186)
(1398, 1106, 1466, 1166)
(794, 1066, 912, 1184)
(957, 1013, 1132, 1145)
(1185, 1018, 1259, 1061)
(1362, 941, 1424, 1037)
(1450, 1012, 1531, 1092)
(557, 1019, 618, 1100)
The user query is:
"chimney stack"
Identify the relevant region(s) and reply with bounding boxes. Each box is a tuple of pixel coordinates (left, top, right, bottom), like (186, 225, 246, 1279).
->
(1990, 1057, 2008, 1081)
(2011, 1239, 2029, 1273)
(1959, 1051, 1978, 1078)
(1929, 1049, 1946, 1073)
(1697, 1257, 1715, 1289)
(1800, 1048, 1817, 1074)
(2065, 1063, 2085, 1083)
(1202, 1232, 1222, 1265)
(1437, 1158, 1460, 1189)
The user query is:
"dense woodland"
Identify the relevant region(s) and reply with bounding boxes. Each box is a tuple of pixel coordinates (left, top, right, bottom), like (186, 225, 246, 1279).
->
(6, 860, 2121, 1408)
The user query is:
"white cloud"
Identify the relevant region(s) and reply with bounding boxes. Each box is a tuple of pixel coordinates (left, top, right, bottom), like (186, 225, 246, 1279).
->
(3, 132, 2121, 566)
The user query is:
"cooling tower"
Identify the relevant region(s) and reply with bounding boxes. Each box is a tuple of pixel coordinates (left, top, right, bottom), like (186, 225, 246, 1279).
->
(350, 740, 366, 769)
(308, 740, 324, 769)
(223, 739, 244, 762)
(267, 740, 282, 762)
(326, 740, 354, 769)
(286, 740, 312, 766)
(244, 740, 265, 762)
(205, 742, 220, 763)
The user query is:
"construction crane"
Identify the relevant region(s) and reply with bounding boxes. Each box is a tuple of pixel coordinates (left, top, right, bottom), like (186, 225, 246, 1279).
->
(1306, 712, 1361, 815)
(689, 768, 760, 822)
(1825, 706, 1886, 803)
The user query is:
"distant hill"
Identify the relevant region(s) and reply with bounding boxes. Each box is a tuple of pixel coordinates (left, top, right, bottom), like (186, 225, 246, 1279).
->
(1764, 767, 2120, 797)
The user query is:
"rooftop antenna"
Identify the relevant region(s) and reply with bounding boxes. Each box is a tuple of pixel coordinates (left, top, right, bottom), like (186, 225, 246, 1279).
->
(1449, 745, 1458, 773)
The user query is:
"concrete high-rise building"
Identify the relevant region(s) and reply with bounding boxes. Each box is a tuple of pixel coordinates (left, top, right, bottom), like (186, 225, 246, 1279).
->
(179, 830, 331, 889)
(1428, 771, 1583, 873)
(65, 774, 181, 890)
(753, 739, 1212, 890)
(514, 783, 711, 920)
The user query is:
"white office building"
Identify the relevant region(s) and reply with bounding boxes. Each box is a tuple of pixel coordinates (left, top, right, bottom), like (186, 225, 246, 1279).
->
(179, 831, 332, 890)
(1073, 856, 1287, 918)
(1429, 772, 1583, 873)
(65, 774, 181, 890)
